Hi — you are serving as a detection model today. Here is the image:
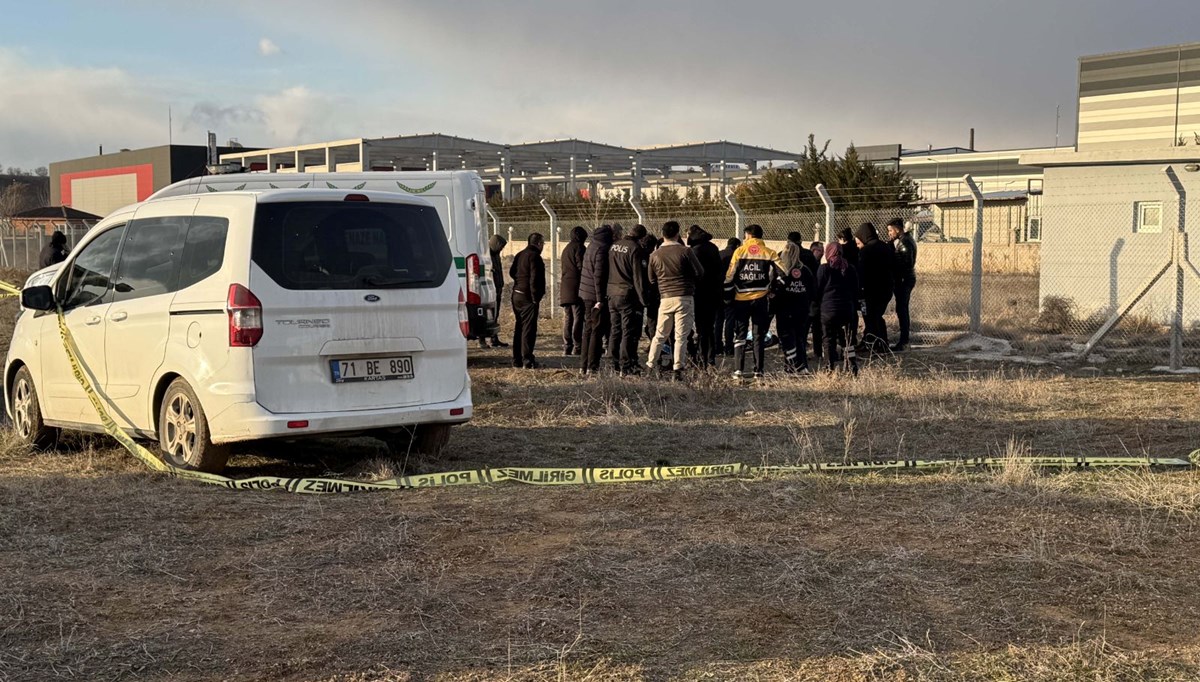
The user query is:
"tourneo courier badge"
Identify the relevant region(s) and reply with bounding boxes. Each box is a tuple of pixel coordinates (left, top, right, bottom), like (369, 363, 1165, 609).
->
(364, 294, 381, 302)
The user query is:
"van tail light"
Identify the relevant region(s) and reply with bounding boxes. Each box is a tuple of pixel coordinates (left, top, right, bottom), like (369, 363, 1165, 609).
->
(227, 284, 264, 347)
(465, 253, 482, 305)
(458, 289, 470, 339)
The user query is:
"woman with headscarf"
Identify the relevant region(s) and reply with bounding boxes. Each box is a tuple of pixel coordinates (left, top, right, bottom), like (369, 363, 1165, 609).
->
(815, 242, 860, 374)
(773, 238, 816, 373)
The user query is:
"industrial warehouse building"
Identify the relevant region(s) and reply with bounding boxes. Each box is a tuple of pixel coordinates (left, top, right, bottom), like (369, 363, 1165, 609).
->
(48, 144, 255, 218)
(1024, 42, 1200, 325)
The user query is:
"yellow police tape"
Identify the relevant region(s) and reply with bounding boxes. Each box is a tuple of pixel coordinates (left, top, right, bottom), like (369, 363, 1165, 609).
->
(0, 280, 21, 298)
(45, 302, 1194, 495)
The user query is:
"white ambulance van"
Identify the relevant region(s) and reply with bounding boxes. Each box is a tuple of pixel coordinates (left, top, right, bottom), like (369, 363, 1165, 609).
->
(150, 171, 498, 340)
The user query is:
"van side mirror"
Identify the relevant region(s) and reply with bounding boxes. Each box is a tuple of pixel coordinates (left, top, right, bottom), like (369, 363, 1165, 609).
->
(21, 285, 55, 312)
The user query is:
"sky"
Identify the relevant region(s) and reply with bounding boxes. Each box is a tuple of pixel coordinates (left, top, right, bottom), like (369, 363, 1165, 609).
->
(3, 0, 1200, 170)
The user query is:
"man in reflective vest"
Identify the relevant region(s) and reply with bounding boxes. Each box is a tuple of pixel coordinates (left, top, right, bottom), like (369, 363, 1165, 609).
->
(723, 224, 785, 379)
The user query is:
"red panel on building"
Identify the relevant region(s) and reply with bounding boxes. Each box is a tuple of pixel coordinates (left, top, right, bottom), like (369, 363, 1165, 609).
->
(60, 164, 154, 207)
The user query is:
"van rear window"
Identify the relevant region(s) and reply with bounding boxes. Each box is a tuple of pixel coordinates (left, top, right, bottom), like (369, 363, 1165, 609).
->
(251, 201, 452, 290)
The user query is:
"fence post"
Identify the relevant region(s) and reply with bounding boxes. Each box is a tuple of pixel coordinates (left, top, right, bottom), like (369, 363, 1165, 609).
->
(540, 199, 558, 319)
(629, 196, 647, 226)
(816, 184, 835, 244)
(963, 174, 984, 334)
(1166, 166, 1187, 370)
(486, 206, 501, 238)
(0, 219, 9, 267)
(725, 192, 746, 240)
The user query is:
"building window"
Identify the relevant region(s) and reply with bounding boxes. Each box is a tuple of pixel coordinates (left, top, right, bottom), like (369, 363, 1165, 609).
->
(1025, 217, 1042, 242)
(1136, 201, 1162, 233)
(1020, 193, 1042, 243)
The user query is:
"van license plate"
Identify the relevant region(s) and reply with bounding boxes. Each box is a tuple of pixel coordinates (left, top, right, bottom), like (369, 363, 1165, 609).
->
(330, 356, 414, 383)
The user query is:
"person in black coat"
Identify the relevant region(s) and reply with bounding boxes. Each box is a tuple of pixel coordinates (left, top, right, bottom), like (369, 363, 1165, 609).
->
(484, 234, 509, 349)
(815, 242, 860, 374)
(39, 231, 69, 269)
(639, 231, 661, 343)
(886, 218, 917, 351)
(607, 224, 649, 375)
(559, 226, 588, 356)
(774, 232, 817, 373)
(579, 224, 615, 375)
(836, 226, 859, 266)
(853, 222, 895, 354)
(808, 241, 824, 362)
(716, 237, 741, 356)
(687, 225, 723, 368)
(509, 233, 546, 369)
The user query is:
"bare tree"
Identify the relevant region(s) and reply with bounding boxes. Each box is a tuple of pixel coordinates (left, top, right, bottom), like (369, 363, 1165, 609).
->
(34, 167, 48, 177)
(0, 183, 38, 217)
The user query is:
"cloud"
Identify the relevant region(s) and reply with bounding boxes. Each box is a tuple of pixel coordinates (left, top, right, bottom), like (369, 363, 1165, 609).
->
(258, 37, 280, 57)
(0, 49, 167, 167)
(222, 0, 1104, 152)
(0, 48, 359, 167)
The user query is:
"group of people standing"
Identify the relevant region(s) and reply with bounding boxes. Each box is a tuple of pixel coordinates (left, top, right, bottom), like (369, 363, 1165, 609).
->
(489, 217, 917, 379)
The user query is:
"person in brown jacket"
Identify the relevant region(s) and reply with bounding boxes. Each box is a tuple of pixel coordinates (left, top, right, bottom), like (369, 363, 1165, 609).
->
(647, 221, 704, 381)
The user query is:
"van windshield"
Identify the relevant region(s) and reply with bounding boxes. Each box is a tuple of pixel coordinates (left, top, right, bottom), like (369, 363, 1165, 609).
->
(251, 201, 452, 290)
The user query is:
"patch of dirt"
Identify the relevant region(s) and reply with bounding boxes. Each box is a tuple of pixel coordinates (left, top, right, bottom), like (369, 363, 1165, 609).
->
(3, 288, 1200, 680)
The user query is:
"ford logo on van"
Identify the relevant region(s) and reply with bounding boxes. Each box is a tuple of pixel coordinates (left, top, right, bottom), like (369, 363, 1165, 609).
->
(364, 294, 381, 303)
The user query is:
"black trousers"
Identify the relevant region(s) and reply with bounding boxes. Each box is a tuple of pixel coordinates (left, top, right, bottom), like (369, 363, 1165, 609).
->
(562, 301, 584, 352)
(721, 302, 738, 355)
(713, 301, 727, 355)
(894, 278, 915, 346)
(608, 298, 644, 372)
(581, 300, 609, 372)
(862, 292, 892, 352)
(733, 298, 771, 374)
(809, 305, 823, 359)
(690, 300, 718, 367)
(511, 292, 540, 366)
(775, 301, 811, 371)
(491, 280, 503, 340)
(822, 310, 859, 373)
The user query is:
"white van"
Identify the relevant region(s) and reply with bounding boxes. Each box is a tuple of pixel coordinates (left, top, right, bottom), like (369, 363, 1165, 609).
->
(5, 189, 472, 473)
(150, 171, 499, 340)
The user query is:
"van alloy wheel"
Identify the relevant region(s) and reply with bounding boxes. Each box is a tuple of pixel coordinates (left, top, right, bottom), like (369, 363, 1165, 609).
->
(11, 366, 58, 450)
(13, 375, 33, 439)
(163, 392, 198, 465)
(157, 379, 229, 473)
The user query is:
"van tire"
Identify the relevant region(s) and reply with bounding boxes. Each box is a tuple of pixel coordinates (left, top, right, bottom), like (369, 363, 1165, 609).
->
(158, 378, 229, 473)
(383, 424, 452, 457)
(11, 366, 58, 450)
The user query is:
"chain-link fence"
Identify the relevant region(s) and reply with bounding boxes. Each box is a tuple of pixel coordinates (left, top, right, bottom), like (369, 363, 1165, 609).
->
(0, 219, 91, 271)
(486, 183, 1200, 370)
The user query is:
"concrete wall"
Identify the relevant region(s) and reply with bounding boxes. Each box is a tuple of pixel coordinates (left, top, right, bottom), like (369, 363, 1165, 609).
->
(1039, 163, 1200, 322)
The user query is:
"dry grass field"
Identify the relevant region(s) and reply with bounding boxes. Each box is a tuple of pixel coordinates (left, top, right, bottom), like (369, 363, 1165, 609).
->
(4, 281, 1200, 681)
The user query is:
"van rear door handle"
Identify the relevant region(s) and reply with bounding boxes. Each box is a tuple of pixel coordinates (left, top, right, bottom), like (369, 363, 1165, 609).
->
(110, 311, 128, 322)
(85, 316, 102, 326)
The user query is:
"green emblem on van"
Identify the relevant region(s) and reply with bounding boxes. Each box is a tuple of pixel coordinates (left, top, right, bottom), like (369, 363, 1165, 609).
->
(206, 184, 245, 192)
(397, 181, 437, 194)
(324, 181, 368, 190)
